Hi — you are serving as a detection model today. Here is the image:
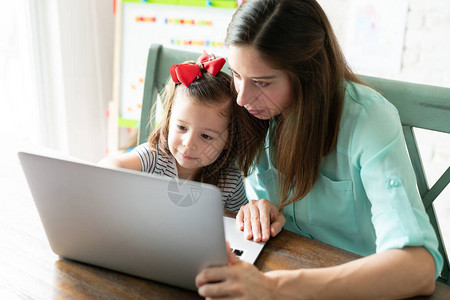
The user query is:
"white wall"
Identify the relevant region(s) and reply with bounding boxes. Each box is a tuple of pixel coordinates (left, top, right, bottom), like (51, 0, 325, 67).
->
(402, 0, 450, 87)
(320, 0, 450, 88)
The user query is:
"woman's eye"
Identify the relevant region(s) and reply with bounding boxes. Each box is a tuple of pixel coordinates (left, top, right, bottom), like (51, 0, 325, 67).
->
(254, 81, 269, 87)
(231, 70, 241, 79)
(177, 125, 187, 131)
(201, 134, 212, 140)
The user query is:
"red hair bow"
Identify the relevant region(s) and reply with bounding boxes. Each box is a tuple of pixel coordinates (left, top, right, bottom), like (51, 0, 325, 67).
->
(170, 50, 226, 87)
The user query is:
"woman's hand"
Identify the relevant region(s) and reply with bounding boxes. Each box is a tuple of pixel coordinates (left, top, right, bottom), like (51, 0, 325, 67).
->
(236, 199, 286, 242)
(197, 246, 436, 299)
(196, 242, 278, 299)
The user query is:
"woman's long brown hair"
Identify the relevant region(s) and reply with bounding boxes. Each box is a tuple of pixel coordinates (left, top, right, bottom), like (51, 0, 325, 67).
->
(226, 0, 364, 209)
(147, 64, 268, 187)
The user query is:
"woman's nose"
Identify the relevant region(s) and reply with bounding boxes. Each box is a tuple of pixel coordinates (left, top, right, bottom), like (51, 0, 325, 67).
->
(236, 81, 257, 107)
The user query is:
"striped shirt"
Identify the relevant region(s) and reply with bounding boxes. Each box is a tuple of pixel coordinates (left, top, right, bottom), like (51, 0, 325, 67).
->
(132, 143, 248, 212)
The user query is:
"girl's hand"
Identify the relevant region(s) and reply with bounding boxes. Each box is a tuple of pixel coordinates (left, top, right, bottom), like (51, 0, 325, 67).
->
(236, 199, 286, 242)
(196, 242, 277, 299)
(97, 152, 141, 171)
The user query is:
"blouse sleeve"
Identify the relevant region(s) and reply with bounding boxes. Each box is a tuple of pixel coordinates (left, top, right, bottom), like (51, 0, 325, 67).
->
(351, 96, 443, 278)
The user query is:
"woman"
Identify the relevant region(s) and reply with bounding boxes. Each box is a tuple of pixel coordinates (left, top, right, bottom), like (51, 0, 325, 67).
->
(195, 0, 443, 298)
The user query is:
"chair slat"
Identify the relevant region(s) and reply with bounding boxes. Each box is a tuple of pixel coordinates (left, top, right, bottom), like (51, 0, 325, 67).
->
(360, 75, 450, 133)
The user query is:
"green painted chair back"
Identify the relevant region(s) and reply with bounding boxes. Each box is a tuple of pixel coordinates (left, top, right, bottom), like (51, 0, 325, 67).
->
(139, 44, 450, 284)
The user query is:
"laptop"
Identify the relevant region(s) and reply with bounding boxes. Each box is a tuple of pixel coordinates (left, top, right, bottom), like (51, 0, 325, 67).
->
(18, 150, 265, 291)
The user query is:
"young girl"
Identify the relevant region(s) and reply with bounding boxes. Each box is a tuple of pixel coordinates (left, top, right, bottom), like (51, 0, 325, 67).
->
(99, 51, 265, 212)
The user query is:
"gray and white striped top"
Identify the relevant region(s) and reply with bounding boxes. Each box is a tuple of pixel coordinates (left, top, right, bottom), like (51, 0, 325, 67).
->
(131, 143, 248, 212)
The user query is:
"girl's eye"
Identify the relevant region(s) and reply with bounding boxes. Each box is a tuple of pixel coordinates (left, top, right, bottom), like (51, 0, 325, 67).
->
(177, 125, 187, 131)
(201, 134, 212, 140)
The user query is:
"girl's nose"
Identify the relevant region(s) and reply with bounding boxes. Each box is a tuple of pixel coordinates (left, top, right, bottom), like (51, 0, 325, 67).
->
(182, 133, 196, 150)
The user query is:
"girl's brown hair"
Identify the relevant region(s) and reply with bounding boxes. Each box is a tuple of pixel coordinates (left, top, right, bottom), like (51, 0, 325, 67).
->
(226, 0, 364, 209)
(148, 63, 267, 187)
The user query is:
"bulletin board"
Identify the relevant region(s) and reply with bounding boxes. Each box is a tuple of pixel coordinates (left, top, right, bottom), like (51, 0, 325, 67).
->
(110, 0, 237, 153)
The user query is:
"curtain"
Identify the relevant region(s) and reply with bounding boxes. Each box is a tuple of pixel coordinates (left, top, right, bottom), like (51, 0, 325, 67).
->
(0, 0, 42, 146)
(1, 0, 114, 162)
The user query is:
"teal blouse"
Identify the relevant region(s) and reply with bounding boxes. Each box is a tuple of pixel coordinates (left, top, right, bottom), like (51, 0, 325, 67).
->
(245, 81, 443, 278)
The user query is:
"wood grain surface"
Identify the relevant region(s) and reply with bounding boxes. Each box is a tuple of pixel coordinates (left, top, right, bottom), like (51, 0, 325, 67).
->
(1, 145, 449, 299)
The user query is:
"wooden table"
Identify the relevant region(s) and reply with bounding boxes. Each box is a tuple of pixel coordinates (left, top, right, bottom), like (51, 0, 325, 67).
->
(1, 144, 449, 299)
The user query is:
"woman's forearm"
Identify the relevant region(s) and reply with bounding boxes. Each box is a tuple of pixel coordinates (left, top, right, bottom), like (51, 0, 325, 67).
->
(267, 246, 436, 300)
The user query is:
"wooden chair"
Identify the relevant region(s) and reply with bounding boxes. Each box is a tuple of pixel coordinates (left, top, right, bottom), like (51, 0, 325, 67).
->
(139, 44, 450, 284)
